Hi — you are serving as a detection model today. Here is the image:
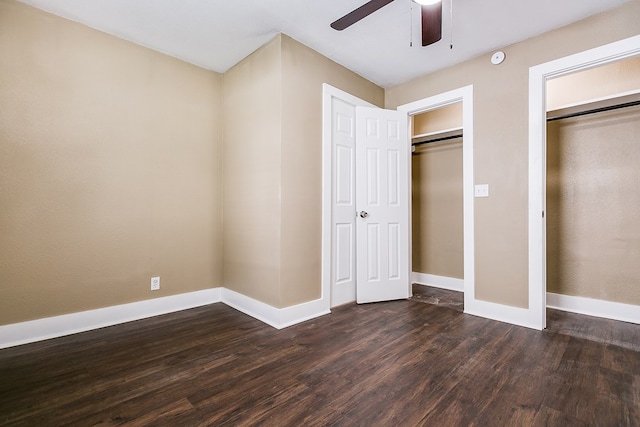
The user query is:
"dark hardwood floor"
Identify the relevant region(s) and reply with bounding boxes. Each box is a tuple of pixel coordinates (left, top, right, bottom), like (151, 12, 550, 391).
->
(1, 285, 639, 426)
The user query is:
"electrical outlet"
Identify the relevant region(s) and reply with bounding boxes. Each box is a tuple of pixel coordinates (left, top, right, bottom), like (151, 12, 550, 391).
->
(151, 276, 160, 291)
(474, 184, 489, 198)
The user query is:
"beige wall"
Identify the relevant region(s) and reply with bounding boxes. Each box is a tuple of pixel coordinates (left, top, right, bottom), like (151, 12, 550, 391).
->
(0, 2, 382, 324)
(0, 0, 224, 325)
(386, 0, 640, 308)
(547, 56, 640, 110)
(547, 106, 640, 305)
(224, 34, 383, 308)
(280, 35, 384, 307)
(5, 0, 637, 325)
(222, 36, 283, 307)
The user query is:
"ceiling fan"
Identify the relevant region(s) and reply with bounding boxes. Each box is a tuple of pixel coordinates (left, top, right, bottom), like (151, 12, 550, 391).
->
(330, 0, 442, 47)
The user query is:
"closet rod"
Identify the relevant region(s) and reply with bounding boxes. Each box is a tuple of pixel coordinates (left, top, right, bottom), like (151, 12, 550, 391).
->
(412, 132, 463, 147)
(547, 99, 640, 122)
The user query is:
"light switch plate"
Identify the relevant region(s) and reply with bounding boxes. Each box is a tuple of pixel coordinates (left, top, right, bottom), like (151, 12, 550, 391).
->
(474, 184, 489, 198)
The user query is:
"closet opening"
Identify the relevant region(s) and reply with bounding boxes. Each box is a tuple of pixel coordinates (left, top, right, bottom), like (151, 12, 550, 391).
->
(410, 102, 464, 310)
(544, 55, 640, 326)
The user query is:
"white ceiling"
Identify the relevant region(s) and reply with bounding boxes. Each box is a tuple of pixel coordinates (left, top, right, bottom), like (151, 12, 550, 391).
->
(17, 0, 630, 88)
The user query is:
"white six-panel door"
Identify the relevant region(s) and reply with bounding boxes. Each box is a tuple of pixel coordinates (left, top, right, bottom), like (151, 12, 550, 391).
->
(355, 106, 410, 303)
(331, 97, 358, 306)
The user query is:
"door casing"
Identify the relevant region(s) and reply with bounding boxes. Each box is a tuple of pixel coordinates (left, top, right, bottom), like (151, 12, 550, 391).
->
(528, 34, 640, 330)
(398, 86, 475, 314)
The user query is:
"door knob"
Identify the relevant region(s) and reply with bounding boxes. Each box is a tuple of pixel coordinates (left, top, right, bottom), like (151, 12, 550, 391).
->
(359, 211, 369, 219)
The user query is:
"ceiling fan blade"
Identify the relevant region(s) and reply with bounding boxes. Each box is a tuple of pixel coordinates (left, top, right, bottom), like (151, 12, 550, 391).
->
(331, 0, 395, 31)
(421, 2, 442, 46)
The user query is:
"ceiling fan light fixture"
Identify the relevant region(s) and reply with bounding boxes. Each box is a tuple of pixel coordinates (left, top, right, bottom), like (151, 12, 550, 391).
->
(414, 0, 441, 5)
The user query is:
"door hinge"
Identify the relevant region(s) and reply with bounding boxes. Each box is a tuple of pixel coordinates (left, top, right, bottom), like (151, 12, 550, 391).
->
(542, 211, 545, 218)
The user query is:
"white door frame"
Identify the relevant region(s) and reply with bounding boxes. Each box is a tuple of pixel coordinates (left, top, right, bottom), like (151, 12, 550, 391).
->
(397, 85, 475, 312)
(528, 34, 640, 329)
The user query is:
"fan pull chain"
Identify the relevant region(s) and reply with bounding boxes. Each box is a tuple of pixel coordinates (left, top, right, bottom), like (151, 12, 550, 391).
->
(409, 0, 414, 47)
(449, 0, 454, 49)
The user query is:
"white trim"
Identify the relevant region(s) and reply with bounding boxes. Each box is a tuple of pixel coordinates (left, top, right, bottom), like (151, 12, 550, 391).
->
(276, 298, 330, 329)
(529, 34, 640, 330)
(222, 288, 330, 330)
(465, 298, 540, 330)
(0, 287, 332, 349)
(321, 84, 332, 311)
(221, 288, 281, 328)
(322, 84, 376, 309)
(412, 272, 464, 292)
(398, 85, 476, 318)
(547, 293, 640, 325)
(0, 288, 222, 349)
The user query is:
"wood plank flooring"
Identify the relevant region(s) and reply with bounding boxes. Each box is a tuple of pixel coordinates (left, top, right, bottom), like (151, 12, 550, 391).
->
(1, 285, 639, 426)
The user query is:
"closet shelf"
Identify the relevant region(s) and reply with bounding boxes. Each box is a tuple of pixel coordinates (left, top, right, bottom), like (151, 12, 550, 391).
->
(547, 90, 640, 122)
(412, 127, 463, 146)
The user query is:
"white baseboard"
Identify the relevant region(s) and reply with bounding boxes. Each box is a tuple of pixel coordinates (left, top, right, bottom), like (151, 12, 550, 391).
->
(19, 285, 633, 350)
(277, 297, 330, 329)
(221, 288, 281, 328)
(221, 288, 330, 329)
(547, 292, 640, 325)
(0, 288, 222, 350)
(412, 272, 464, 292)
(0, 287, 332, 349)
